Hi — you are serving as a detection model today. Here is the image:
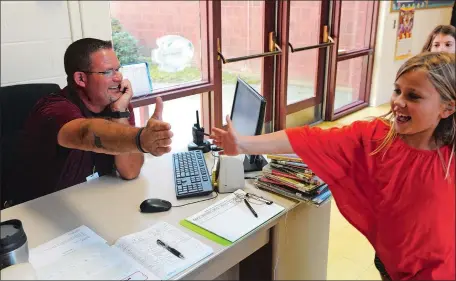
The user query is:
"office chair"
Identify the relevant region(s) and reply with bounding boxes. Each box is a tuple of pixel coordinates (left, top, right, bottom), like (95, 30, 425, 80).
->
(0, 83, 61, 209)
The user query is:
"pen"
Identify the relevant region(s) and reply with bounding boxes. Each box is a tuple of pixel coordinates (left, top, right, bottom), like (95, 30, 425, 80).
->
(244, 199, 258, 218)
(157, 239, 185, 259)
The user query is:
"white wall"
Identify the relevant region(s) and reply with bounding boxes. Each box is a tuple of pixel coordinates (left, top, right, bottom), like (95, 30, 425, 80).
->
(0, 1, 111, 88)
(369, 1, 453, 107)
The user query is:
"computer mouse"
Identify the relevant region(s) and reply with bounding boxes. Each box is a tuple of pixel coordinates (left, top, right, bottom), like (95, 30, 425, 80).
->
(139, 198, 172, 213)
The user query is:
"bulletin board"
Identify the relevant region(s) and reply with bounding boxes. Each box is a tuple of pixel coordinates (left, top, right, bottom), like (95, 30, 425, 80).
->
(390, 0, 454, 12)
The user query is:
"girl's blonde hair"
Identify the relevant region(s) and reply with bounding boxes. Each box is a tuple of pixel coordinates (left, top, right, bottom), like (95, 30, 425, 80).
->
(372, 52, 456, 179)
(421, 25, 456, 52)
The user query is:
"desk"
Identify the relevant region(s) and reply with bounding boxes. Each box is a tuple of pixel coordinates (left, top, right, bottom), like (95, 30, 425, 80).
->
(1, 151, 331, 280)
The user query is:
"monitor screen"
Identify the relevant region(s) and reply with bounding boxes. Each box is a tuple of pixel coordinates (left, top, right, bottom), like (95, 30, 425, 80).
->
(230, 78, 266, 137)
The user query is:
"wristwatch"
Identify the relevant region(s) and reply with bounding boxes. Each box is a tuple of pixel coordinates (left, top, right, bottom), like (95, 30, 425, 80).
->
(108, 108, 130, 119)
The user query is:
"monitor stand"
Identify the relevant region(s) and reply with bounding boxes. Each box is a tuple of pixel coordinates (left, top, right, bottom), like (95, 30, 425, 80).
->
(243, 154, 268, 172)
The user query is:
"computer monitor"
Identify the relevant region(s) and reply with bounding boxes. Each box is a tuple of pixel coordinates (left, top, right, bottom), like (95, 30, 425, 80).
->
(230, 77, 268, 172)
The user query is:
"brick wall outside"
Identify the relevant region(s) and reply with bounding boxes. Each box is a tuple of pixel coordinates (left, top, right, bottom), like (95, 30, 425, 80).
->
(110, 1, 369, 90)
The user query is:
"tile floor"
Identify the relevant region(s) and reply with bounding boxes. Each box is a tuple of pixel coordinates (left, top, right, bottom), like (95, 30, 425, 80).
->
(316, 103, 390, 280)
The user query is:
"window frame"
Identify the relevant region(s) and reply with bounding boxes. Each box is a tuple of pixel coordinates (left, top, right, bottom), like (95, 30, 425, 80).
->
(209, 1, 279, 132)
(114, 0, 380, 132)
(324, 0, 380, 121)
(274, 0, 332, 131)
(118, 1, 216, 130)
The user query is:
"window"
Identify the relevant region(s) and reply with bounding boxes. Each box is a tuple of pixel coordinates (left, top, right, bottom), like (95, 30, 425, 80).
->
(133, 94, 202, 152)
(110, 0, 214, 136)
(110, 1, 205, 94)
(334, 56, 367, 110)
(338, 1, 371, 52)
(286, 1, 322, 106)
(220, 1, 264, 121)
(108, 0, 379, 135)
(325, 0, 379, 121)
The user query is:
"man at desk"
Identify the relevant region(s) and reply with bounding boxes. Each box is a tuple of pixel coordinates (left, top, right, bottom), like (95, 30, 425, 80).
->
(6, 38, 173, 207)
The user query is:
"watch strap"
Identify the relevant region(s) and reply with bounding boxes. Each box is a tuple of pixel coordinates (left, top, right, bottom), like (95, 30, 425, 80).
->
(108, 108, 130, 119)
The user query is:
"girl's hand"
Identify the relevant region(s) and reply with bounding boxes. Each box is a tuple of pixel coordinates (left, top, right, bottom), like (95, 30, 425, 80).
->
(210, 115, 242, 156)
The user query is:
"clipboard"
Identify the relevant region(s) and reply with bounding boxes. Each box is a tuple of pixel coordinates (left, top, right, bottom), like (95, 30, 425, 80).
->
(179, 220, 232, 247)
(181, 190, 284, 246)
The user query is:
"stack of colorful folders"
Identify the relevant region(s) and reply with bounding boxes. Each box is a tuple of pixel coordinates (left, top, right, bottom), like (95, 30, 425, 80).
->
(254, 154, 332, 206)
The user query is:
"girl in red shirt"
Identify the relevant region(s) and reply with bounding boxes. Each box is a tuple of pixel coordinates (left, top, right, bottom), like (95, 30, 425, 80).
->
(211, 52, 455, 280)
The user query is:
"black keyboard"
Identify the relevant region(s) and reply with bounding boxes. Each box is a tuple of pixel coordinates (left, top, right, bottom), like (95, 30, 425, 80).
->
(172, 150, 213, 199)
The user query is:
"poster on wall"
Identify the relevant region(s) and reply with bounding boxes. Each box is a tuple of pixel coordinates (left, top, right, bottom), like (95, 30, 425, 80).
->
(390, 0, 454, 12)
(395, 6, 415, 60)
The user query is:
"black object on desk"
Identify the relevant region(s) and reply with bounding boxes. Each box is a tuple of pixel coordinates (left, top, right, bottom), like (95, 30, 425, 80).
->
(229, 78, 267, 172)
(157, 239, 185, 259)
(244, 199, 258, 218)
(139, 199, 172, 213)
(188, 110, 211, 153)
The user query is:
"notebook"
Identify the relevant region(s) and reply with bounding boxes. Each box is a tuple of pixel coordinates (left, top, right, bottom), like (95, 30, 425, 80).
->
(30, 222, 213, 280)
(183, 189, 285, 243)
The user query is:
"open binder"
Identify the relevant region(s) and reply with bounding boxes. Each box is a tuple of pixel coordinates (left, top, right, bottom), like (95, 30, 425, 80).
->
(29, 222, 213, 280)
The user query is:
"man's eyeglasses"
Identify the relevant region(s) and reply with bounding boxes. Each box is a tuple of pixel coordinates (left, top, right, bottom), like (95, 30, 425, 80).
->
(234, 192, 273, 205)
(83, 67, 121, 77)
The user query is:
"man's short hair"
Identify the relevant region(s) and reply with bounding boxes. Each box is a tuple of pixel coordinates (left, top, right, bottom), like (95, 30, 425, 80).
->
(64, 38, 113, 85)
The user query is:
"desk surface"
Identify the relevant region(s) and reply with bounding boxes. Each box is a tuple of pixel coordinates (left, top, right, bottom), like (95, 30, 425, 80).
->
(1, 152, 300, 279)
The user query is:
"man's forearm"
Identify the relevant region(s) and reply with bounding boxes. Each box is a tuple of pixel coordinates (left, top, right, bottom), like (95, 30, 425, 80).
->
(112, 117, 144, 180)
(58, 118, 142, 155)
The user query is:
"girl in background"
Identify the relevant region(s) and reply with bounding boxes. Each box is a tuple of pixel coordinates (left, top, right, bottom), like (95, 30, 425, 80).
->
(211, 52, 455, 280)
(422, 25, 455, 53)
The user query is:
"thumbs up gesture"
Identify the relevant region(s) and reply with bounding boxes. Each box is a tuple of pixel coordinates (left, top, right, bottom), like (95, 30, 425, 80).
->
(151, 95, 164, 121)
(140, 97, 173, 156)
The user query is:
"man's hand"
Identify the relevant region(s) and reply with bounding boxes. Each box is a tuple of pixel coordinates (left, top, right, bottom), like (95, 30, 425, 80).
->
(110, 79, 133, 112)
(140, 97, 173, 156)
(150, 96, 164, 121)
